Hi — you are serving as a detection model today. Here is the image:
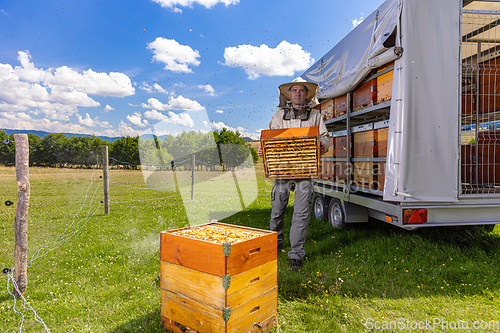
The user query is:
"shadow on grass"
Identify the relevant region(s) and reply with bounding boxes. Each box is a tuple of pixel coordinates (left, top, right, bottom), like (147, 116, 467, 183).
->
(276, 213, 500, 301)
(109, 309, 168, 333)
(109, 200, 500, 331)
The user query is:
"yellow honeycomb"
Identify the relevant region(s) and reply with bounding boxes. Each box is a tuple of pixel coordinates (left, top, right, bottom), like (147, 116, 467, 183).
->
(174, 224, 264, 244)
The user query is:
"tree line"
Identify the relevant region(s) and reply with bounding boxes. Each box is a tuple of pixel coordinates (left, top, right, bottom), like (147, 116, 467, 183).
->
(0, 128, 258, 169)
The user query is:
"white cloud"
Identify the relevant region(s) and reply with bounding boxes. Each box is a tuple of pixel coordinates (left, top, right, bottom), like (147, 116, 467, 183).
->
(0, 111, 142, 138)
(0, 50, 135, 126)
(208, 121, 258, 140)
(134, 109, 195, 128)
(152, 0, 239, 13)
(141, 96, 205, 112)
(140, 82, 169, 94)
(147, 110, 195, 127)
(97, 119, 112, 128)
(223, 41, 314, 79)
(14, 51, 134, 97)
(0, 111, 31, 121)
(77, 113, 96, 127)
(352, 16, 364, 28)
(147, 37, 200, 73)
(198, 84, 216, 96)
(104, 105, 115, 112)
(215, 109, 223, 114)
(127, 112, 148, 128)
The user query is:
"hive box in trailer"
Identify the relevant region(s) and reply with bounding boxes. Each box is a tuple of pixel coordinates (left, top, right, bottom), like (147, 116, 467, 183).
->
(304, 0, 500, 230)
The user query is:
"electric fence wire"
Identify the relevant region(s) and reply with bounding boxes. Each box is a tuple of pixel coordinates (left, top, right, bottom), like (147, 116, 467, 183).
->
(110, 192, 182, 204)
(108, 156, 221, 169)
(3, 155, 102, 333)
(192, 160, 223, 167)
(110, 175, 191, 190)
(28, 157, 103, 265)
(109, 156, 192, 168)
(5, 269, 51, 333)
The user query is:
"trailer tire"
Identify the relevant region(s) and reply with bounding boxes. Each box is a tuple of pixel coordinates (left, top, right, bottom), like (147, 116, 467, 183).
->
(328, 198, 345, 229)
(312, 193, 329, 221)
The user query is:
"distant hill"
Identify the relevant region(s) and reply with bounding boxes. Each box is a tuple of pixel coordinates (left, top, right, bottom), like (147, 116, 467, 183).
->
(1, 129, 121, 142)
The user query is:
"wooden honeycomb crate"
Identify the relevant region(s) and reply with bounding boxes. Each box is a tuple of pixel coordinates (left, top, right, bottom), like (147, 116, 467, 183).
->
(160, 222, 277, 333)
(261, 126, 320, 179)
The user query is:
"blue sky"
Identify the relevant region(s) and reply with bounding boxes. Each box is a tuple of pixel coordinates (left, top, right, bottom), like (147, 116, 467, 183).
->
(0, 0, 384, 140)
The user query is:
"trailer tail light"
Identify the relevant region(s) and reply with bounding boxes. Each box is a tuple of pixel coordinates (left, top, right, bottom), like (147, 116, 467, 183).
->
(403, 209, 428, 224)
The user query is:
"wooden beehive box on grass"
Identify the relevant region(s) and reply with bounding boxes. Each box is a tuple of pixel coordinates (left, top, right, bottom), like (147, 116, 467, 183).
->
(160, 222, 277, 333)
(261, 126, 320, 179)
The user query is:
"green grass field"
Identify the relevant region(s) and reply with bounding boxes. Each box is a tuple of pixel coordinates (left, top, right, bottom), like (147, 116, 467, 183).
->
(1, 165, 500, 332)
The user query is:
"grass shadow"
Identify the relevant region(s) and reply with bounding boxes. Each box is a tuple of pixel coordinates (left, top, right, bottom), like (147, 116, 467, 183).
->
(108, 309, 167, 333)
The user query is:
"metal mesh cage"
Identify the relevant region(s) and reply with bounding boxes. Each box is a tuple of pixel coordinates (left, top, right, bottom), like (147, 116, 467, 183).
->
(461, 8, 500, 195)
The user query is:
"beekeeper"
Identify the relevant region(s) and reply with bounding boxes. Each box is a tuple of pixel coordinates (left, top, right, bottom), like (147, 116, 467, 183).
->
(258, 78, 329, 270)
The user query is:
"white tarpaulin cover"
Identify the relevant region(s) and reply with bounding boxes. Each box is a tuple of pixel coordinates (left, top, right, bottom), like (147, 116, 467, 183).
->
(384, 0, 460, 202)
(301, 0, 401, 100)
(302, 0, 462, 203)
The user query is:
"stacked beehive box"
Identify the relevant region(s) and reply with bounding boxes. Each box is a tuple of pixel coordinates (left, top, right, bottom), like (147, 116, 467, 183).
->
(334, 95, 348, 118)
(332, 131, 352, 183)
(320, 99, 334, 121)
(352, 121, 388, 190)
(353, 79, 377, 111)
(479, 56, 500, 114)
(461, 144, 475, 184)
(461, 77, 476, 116)
(376, 122, 388, 191)
(160, 222, 277, 333)
(320, 136, 335, 181)
(261, 126, 320, 179)
(461, 131, 500, 185)
(352, 124, 377, 189)
(376, 61, 394, 105)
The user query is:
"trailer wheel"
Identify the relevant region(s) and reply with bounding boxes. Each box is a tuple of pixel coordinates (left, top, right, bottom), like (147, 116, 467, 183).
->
(328, 198, 345, 228)
(312, 193, 328, 221)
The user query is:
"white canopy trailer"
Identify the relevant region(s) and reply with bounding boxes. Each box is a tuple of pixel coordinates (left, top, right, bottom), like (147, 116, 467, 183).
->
(305, 0, 500, 229)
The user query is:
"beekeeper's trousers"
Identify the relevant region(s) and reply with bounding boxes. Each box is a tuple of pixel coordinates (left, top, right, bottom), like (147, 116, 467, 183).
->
(269, 179, 313, 261)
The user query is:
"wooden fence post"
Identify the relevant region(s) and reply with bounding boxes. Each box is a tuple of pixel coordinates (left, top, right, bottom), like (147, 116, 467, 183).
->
(14, 134, 30, 297)
(191, 154, 195, 200)
(103, 146, 110, 215)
